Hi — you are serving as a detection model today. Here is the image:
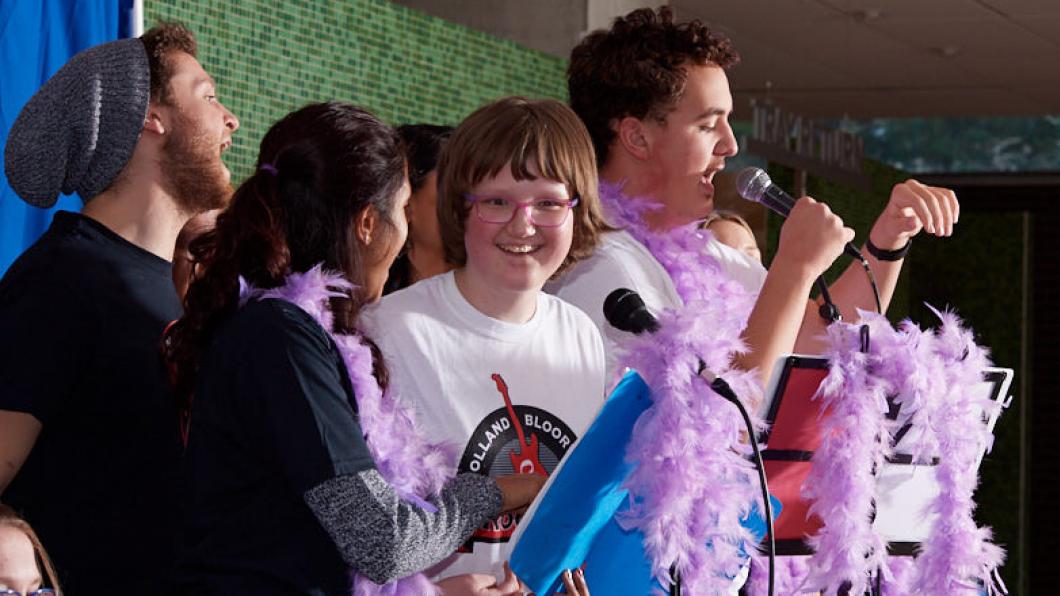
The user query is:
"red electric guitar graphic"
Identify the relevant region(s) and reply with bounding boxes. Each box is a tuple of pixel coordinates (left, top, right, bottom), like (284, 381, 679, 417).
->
(457, 375, 575, 547)
(492, 373, 548, 477)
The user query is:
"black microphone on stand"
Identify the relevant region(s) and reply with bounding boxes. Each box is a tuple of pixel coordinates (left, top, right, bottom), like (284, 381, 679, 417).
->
(735, 167, 865, 261)
(603, 288, 776, 596)
(604, 289, 741, 401)
(603, 288, 659, 334)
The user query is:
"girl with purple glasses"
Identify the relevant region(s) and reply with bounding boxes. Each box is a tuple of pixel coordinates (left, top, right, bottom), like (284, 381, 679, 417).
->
(361, 97, 608, 594)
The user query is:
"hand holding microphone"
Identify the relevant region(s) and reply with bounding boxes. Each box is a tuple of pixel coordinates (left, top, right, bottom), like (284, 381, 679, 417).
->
(736, 167, 859, 279)
(736, 167, 863, 321)
(778, 197, 856, 278)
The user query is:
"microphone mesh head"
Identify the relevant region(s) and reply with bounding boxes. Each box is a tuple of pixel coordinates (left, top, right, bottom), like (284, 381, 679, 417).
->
(735, 167, 771, 203)
(603, 288, 638, 332)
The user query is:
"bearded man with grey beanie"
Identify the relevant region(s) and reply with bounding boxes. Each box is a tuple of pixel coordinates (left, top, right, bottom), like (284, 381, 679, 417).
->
(0, 22, 238, 593)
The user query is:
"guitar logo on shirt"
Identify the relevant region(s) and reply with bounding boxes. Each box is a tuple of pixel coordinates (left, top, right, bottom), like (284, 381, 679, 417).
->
(456, 373, 577, 547)
(492, 373, 548, 477)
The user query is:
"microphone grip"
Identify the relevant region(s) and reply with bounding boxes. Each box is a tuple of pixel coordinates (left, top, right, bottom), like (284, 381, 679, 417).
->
(766, 186, 864, 261)
(760, 186, 794, 217)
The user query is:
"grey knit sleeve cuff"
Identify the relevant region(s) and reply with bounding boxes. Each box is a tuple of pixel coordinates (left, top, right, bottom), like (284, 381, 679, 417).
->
(304, 470, 501, 585)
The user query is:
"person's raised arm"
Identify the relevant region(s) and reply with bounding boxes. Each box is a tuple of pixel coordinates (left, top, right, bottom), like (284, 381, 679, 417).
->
(794, 180, 959, 354)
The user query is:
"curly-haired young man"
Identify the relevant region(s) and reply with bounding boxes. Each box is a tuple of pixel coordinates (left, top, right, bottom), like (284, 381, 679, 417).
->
(552, 7, 960, 381)
(0, 22, 238, 593)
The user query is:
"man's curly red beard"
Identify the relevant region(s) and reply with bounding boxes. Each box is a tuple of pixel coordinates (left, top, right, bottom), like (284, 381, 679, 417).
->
(162, 111, 233, 215)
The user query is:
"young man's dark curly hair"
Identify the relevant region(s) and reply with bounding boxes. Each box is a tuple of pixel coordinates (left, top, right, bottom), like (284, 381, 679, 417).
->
(567, 6, 739, 166)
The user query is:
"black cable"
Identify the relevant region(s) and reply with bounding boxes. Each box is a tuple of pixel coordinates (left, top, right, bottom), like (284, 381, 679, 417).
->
(816, 255, 884, 323)
(815, 276, 840, 323)
(858, 257, 883, 315)
(701, 369, 775, 596)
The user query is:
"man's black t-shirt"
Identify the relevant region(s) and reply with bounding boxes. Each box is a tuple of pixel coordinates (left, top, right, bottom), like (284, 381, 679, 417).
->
(176, 298, 377, 595)
(0, 211, 183, 593)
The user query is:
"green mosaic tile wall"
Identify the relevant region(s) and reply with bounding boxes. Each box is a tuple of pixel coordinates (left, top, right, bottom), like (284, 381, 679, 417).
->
(145, 0, 568, 184)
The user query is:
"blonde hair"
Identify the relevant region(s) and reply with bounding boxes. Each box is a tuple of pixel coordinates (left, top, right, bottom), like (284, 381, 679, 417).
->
(437, 96, 611, 278)
(0, 504, 61, 594)
(700, 209, 754, 236)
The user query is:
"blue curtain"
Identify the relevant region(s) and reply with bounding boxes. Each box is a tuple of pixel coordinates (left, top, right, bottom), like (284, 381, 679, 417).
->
(0, 0, 134, 276)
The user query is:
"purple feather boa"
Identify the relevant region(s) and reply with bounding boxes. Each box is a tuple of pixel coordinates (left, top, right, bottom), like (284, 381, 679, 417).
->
(908, 308, 1005, 593)
(242, 266, 456, 596)
(598, 183, 1003, 593)
(801, 315, 897, 593)
(746, 309, 1004, 594)
(747, 555, 811, 594)
(600, 183, 766, 593)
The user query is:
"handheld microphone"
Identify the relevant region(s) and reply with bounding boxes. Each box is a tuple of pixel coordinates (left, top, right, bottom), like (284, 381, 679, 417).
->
(734, 167, 795, 217)
(735, 167, 864, 261)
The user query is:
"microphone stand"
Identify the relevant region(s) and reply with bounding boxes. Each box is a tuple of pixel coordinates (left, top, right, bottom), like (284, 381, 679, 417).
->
(669, 369, 776, 596)
(604, 289, 776, 596)
(816, 276, 841, 323)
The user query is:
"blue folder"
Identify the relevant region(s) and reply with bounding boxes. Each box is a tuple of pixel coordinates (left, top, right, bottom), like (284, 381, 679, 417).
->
(509, 371, 652, 595)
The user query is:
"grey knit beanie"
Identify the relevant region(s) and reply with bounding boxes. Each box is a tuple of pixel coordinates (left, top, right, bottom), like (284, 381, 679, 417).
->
(4, 37, 150, 208)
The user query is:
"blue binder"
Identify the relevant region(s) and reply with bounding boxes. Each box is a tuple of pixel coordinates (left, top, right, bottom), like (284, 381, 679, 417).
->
(509, 371, 652, 595)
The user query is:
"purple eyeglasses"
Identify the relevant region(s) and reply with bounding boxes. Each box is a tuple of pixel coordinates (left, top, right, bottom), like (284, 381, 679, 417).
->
(464, 194, 579, 227)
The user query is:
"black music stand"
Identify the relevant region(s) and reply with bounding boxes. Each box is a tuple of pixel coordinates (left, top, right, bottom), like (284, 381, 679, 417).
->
(755, 355, 1014, 593)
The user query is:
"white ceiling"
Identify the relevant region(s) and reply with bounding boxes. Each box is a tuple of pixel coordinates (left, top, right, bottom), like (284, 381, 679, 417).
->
(395, 0, 1060, 119)
(672, 0, 1060, 118)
